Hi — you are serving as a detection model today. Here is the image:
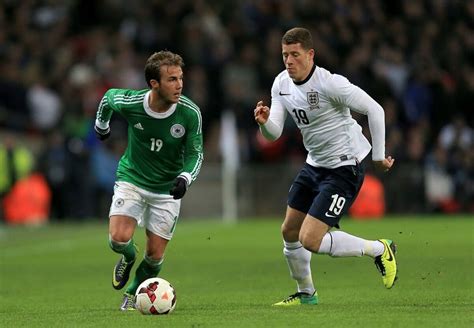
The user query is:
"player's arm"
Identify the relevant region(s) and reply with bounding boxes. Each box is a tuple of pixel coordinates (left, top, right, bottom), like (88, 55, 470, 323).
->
(170, 109, 203, 199)
(254, 80, 287, 141)
(95, 89, 120, 140)
(327, 75, 394, 172)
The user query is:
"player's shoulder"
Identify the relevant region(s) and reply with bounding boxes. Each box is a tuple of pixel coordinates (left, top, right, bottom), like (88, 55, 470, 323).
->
(104, 88, 147, 102)
(178, 95, 201, 113)
(315, 66, 349, 85)
(102, 88, 147, 111)
(315, 66, 351, 96)
(106, 88, 147, 99)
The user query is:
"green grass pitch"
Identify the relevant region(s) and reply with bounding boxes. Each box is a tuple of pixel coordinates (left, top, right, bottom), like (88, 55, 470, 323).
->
(1, 216, 473, 327)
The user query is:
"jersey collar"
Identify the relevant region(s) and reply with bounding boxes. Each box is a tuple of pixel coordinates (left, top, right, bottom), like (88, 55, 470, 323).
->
(293, 64, 316, 86)
(143, 91, 177, 119)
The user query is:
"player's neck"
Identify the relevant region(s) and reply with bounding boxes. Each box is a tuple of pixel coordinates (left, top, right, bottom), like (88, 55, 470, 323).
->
(148, 91, 172, 113)
(293, 63, 316, 85)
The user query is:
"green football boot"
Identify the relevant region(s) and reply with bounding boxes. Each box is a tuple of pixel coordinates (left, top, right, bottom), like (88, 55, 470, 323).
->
(374, 239, 398, 289)
(112, 244, 138, 290)
(273, 292, 318, 306)
(120, 292, 136, 311)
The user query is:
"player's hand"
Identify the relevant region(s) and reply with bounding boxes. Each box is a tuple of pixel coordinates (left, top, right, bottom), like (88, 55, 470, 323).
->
(254, 100, 270, 125)
(94, 125, 110, 141)
(169, 177, 188, 199)
(373, 156, 395, 172)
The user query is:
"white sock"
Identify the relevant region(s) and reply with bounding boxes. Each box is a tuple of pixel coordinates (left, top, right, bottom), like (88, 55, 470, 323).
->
(318, 231, 384, 258)
(283, 240, 315, 295)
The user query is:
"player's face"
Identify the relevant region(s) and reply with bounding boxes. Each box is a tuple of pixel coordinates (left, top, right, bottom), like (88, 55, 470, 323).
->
(154, 65, 183, 104)
(282, 43, 314, 82)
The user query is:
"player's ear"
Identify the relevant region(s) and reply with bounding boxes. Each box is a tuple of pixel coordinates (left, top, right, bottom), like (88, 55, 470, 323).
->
(149, 79, 159, 88)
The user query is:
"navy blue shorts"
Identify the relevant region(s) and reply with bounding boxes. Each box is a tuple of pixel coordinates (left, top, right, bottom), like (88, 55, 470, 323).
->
(287, 163, 364, 228)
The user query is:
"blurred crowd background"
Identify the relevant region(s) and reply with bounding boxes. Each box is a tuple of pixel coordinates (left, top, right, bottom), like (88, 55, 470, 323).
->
(0, 0, 472, 223)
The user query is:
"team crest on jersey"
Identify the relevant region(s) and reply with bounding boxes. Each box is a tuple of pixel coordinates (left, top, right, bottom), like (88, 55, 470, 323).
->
(115, 198, 124, 208)
(170, 124, 185, 138)
(307, 92, 320, 110)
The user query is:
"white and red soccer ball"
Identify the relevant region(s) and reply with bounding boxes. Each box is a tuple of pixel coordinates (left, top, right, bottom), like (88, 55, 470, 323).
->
(135, 277, 177, 315)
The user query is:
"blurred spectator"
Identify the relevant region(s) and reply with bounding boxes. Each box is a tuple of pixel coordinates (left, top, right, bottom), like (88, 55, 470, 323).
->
(38, 131, 70, 220)
(384, 126, 427, 213)
(0, 133, 35, 198)
(373, 43, 409, 98)
(437, 116, 473, 212)
(402, 68, 433, 127)
(424, 144, 457, 212)
(27, 82, 62, 131)
(439, 116, 473, 152)
(90, 134, 124, 218)
(382, 98, 404, 160)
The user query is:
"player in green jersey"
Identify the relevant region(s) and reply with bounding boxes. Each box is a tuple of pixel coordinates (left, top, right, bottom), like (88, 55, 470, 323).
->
(94, 51, 203, 311)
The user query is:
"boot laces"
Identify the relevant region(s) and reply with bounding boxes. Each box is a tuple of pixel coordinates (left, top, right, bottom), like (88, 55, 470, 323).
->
(374, 256, 386, 275)
(283, 292, 305, 303)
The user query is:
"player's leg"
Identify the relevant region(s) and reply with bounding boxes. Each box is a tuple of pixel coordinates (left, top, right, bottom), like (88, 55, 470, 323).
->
(300, 216, 384, 257)
(109, 215, 139, 291)
(122, 193, 180, 310)
(107, 181, 148, 311)
(300, 217, 396, 288)
(302, 163, 397, 288)
(274, 164, 319, 306)
(124, 231, 168, 296)
(108, 182, 146, 293)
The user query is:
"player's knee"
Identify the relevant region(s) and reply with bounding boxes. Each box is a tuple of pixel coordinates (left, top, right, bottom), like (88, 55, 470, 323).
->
(146, 249, 164, 262)
(108, 234, 133, 254)
(109, 230, 132, 243)
(146, 243, 166, 261)
(109, 216, 136, 241)
(299, 235, 314, 252)
(281, 222, 299, 240)
(299, 231, 323, 253)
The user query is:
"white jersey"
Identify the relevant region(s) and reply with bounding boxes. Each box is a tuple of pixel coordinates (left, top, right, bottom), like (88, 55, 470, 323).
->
(260, 65, 386, 168)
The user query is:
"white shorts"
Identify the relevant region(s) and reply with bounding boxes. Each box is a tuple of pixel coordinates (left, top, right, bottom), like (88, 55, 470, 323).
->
(109, 181, 181, 240)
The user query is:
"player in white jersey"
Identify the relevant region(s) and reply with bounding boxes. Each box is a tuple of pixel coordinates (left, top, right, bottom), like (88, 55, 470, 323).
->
(254, 27, 397, 306)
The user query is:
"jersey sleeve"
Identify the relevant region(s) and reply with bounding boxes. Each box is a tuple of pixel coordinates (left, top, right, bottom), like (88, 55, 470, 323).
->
(260, 77, 287, 141)
(324, 75, 386, 161)
(95, 89, 120, 129)
(179, 108, 203, 186)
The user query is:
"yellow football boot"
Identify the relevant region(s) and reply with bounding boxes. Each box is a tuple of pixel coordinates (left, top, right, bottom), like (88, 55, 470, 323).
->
(374, 239, 398, 288)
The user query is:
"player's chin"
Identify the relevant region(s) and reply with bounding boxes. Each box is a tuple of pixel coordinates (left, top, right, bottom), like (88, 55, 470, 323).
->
(171, 93, 181, 102)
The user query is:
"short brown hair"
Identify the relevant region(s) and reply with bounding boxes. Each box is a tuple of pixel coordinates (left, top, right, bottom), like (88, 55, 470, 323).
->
(282, 27, 313, 50)
(144, 51, 184, 87)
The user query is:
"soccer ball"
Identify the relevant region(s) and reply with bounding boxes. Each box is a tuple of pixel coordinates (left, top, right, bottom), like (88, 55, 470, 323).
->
(135, 277, 177, 315)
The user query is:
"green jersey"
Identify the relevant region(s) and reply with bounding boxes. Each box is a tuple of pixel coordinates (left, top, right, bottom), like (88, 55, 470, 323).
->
(95, 88, 203, 194)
